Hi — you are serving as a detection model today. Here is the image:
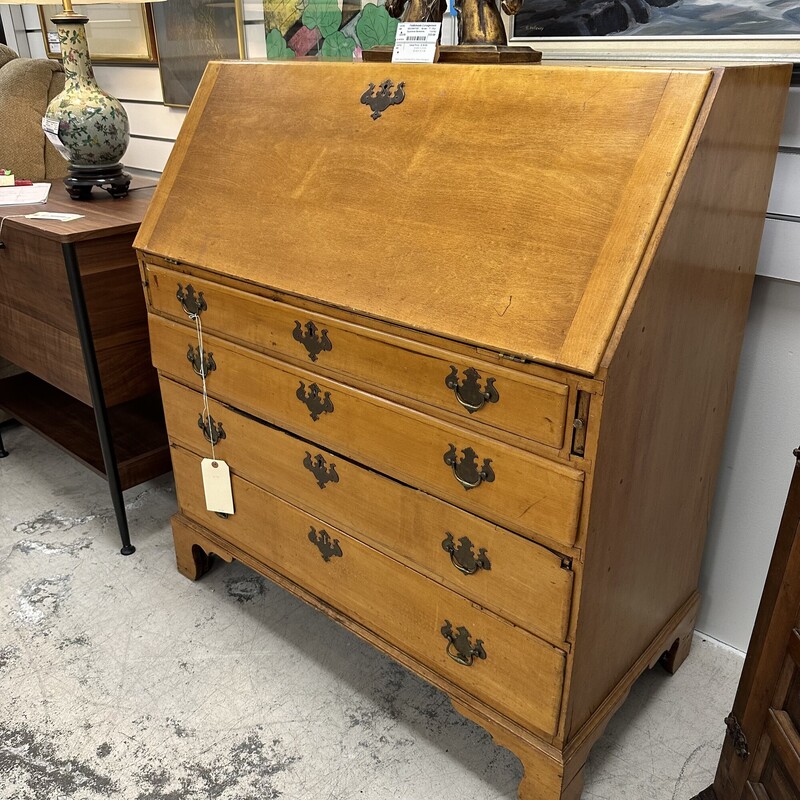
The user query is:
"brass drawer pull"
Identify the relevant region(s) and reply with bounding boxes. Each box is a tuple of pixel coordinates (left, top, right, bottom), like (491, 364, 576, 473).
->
(445, 366, 499, 413)
(186, 344, 216, 378)
(176, 283, 207, 318)
(296, 381, 334, 421)
(441, 620, 486, 667)
(198, 413, 226, 445)
(308, 526, 343, 562)
(292, 320, 332, 362)
(442, 533, 491, 575)
(443, 444, 495, 490)
(303, 452, 339, 489)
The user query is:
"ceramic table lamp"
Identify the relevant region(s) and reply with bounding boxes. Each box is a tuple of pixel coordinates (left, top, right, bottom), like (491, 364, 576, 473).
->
(0, 0, 162, 199)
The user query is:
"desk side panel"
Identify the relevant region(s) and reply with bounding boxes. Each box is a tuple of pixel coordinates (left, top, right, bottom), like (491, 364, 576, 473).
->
(566, 63, 792, 738)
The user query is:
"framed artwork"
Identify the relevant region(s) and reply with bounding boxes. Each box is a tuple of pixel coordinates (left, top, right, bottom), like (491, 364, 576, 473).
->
(263, 0, 399, 60)
(508, 0, 800, 66)
(39, 4, 157, 64)
(151, 0, 245, 108)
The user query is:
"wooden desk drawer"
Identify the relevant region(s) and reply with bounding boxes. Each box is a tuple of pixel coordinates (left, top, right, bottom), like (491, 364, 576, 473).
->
(145, 263, 570, 450)
(150, 315, 584, 548)
(160, 377, 574, 643)
(170, 444, 566, 737)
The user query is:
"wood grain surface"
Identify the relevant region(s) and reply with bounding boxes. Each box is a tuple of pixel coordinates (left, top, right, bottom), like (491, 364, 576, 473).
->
(565, 63, 792, 737)
(149, 313, 585, 548)
(138, 61, 791, 800)
(160, 376, 575, 642)
(145, 262, 571, 450)
(136, 62, 711, 376)
(170, 444, 567, 737)
(0, 178, 156, 243)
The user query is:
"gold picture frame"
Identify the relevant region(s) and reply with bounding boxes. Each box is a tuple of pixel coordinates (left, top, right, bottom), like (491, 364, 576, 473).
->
(151, 0, 245, 109)
(39, 4, 157, 65)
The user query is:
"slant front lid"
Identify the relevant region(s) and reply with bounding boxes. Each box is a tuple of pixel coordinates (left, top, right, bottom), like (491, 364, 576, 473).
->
(136, 62, 712, 376)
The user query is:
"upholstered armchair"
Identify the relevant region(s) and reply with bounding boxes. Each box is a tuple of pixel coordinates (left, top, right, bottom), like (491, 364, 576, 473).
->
(0, 43, 67, 180)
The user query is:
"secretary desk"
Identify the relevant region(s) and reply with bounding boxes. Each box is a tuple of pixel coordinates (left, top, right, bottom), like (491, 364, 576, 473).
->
(134, 61, 790, 798)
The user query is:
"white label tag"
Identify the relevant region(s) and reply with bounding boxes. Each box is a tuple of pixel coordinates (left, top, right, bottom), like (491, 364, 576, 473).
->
(26, 212, 84, 222)
(41, 117, 70, 160)
(46, 31, 61, 54)
(201, 458, 235, 515)
(392, 22, 440, 63)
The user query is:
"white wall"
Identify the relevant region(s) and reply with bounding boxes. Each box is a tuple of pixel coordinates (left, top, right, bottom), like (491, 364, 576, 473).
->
(699, 113, 800, 651)
(4, 4, 800, 651)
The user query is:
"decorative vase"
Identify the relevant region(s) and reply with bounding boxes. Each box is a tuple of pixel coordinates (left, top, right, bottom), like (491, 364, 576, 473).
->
(43, 12, 131, 199)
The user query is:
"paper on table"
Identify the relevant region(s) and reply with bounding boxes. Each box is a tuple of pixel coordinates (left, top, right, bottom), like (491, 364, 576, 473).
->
(0, 183, 50, 206)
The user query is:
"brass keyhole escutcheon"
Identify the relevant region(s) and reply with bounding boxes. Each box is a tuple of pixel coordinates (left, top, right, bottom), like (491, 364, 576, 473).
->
(303, 452, 339, 489)
(292, 320, 332, 362)
(308, 526, 343, 562)
(296, 382, 334, 422)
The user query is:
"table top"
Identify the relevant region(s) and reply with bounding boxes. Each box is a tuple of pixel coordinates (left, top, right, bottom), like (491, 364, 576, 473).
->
(0, 176, 156, 244)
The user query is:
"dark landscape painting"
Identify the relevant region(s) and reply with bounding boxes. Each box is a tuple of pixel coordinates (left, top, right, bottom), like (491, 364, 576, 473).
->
(514, 0, 800, 39)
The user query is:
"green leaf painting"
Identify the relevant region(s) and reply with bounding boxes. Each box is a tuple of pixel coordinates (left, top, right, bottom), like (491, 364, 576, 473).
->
(266, 27, 296, 59)
(356, 3, 398, 49)
(302, 0, 343, 37)
(320, 30, 357, 58)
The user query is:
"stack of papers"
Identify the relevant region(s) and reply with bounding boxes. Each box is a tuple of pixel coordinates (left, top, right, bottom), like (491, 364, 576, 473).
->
(0, 183, 51, 206)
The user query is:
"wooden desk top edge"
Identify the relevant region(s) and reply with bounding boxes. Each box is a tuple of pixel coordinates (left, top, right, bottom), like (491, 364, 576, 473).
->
(0, 179, 156, 243)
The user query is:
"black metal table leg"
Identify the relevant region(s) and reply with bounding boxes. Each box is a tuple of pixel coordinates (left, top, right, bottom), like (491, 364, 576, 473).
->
(62, 243, 135, 555)
(0, 426, 8, 458)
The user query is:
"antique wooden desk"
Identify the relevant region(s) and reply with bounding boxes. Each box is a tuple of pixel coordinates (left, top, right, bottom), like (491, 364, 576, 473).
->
(0, 180, 169, 553)
(135, 62, 790, 798)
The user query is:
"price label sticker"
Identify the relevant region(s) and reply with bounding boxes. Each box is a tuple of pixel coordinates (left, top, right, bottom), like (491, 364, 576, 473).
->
(46, 31, 61, 54)
(201, 458, 235, 515)
(26, 212, 84, 222)
(392, 22, 441, 63)
(41, 117, 70, 160)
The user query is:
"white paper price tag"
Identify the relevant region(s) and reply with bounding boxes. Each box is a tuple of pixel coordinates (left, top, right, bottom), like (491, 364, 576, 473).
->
(41, 117, 70, 160)
(26, 212, 84, 222)
(201, 458, 235, 515)
(392, 22, 441, 63)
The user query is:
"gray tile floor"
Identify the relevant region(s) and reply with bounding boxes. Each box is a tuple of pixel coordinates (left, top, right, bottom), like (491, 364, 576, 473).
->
(0, 423, 743, 800)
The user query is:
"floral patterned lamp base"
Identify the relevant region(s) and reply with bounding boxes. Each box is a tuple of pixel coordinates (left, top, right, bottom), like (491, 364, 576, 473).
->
(43, 12, 131, 200)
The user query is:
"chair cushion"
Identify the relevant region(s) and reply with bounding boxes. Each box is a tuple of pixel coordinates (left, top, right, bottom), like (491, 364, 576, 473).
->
(0, 55, 67, 181)
(0, 44, 17, 69)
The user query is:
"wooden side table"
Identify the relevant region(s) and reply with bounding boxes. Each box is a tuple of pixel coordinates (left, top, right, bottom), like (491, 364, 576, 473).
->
(0, 180, 170, 554)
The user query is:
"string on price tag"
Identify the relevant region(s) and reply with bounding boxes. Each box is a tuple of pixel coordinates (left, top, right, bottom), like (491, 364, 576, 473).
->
(189, 305, 235, 515)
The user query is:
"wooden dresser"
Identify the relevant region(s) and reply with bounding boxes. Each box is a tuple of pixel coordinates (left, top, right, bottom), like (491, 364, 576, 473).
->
(693, 447, 800, 800)
(134, 61, 790, 799)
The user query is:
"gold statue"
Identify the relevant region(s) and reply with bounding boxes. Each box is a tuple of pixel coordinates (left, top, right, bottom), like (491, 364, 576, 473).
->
(385, 0, 524, 46)
(457, 0, 522, 45)
(385, 0, 447, 24)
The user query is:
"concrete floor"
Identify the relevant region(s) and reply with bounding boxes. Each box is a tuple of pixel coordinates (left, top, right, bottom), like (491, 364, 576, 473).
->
(0, 423, 743, 800)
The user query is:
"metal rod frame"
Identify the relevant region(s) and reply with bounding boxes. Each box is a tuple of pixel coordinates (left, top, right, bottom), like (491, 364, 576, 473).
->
(62, 242, 135, 555)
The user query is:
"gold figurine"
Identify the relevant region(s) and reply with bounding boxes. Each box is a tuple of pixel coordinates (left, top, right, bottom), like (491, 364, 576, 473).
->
(456, 0, 522, 45)
(385, 0, 524, 46)
(385, 0, 447, 24)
